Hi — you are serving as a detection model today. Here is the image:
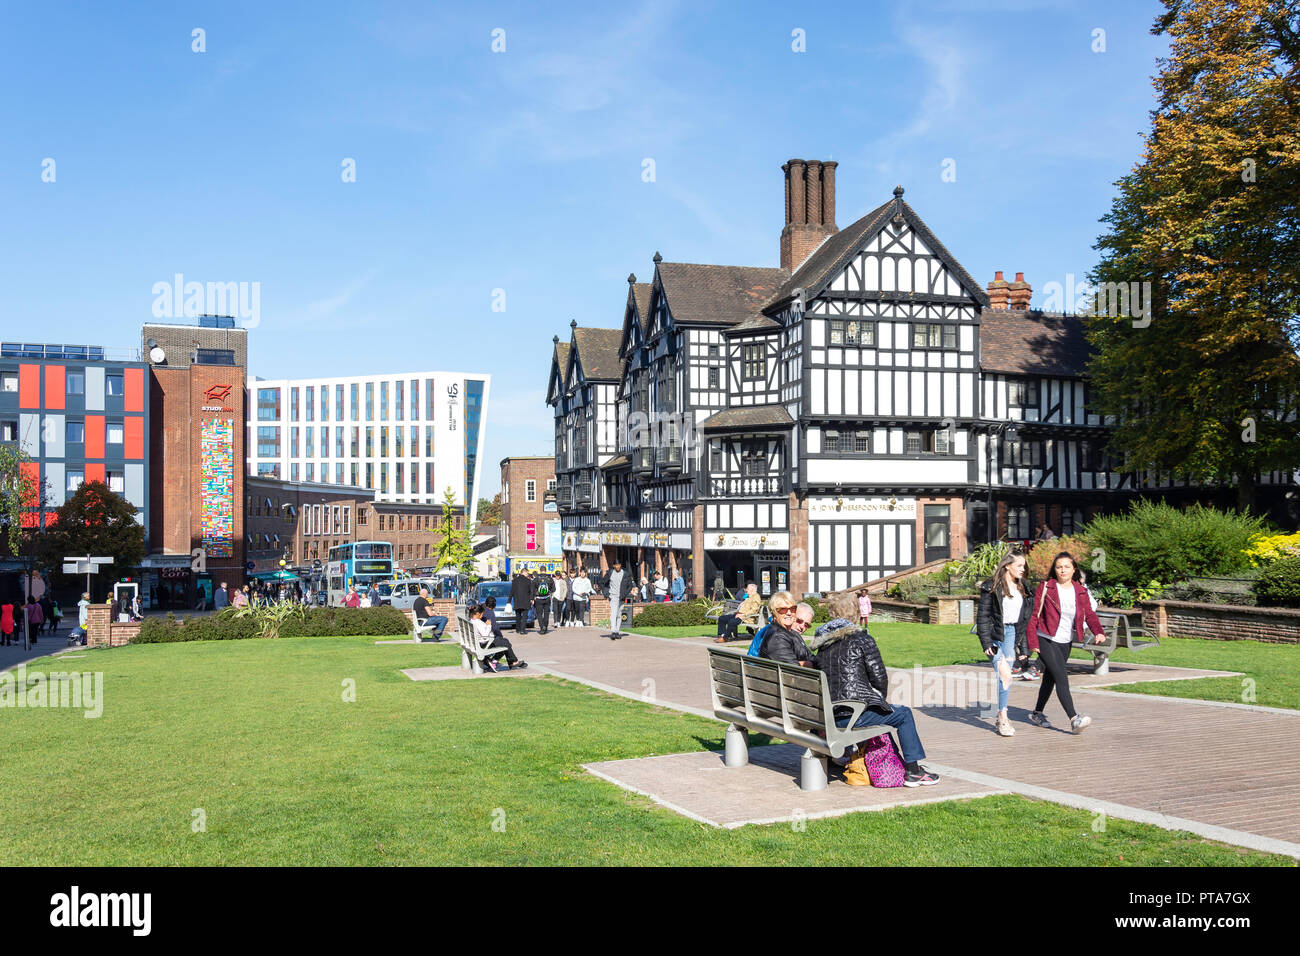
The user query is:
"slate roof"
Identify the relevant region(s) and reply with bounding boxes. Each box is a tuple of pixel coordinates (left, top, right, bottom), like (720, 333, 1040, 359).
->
(572, 327, 623, 381)
(764, 192, 989, 312)
(701, 405, 795, 431)
(656, 262, 787, 327)
(632, 283, 652, 335)
(725, 315, 780, 335)
(980, 310, 1093, 377)
(550, 341, 570, 390)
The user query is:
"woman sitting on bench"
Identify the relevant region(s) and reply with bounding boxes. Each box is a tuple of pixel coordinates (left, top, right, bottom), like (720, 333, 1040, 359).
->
(813, 592, 940, 788)
(469, 603, 527, 672)
(714, 583, 761, 644)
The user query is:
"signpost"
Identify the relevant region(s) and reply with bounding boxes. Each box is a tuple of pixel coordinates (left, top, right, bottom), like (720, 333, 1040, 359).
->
(58, 555, 113, 651)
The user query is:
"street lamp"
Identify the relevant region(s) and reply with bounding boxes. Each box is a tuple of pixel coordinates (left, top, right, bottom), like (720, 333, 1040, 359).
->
(987, 422, 1019, 544)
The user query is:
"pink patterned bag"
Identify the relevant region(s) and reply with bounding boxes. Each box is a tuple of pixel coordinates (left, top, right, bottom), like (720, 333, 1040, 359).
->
(861, 733, 906, 788)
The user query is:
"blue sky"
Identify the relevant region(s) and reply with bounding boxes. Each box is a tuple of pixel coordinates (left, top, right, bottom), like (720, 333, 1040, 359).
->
(0, 0, 1167, 496)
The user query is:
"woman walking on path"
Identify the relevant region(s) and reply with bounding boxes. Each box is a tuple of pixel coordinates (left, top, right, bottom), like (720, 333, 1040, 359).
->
(1, 601, 14, 646)
(976, 552, 1032, 737)
(1026, 551, 1108, 734)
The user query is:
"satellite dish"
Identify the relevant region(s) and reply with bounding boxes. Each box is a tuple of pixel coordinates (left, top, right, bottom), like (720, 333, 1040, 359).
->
(149, 346, 166, 363)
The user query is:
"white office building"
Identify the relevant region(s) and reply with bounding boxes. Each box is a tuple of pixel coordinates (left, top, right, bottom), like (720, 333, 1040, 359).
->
(246, 371, 490, 520)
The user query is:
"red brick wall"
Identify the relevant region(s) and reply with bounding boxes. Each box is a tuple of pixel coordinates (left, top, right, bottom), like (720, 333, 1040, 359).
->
(1141, 600, 1300, 645)
(501, 458, 556, 555)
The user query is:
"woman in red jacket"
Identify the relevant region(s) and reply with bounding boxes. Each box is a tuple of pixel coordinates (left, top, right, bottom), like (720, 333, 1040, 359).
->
(1026, 551, 1108, 733)
(1, 601, 14, 646)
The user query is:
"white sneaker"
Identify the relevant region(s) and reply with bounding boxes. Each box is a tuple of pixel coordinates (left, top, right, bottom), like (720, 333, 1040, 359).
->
(996, 714, 1015, 737)
(1071, 714, 1092, 734)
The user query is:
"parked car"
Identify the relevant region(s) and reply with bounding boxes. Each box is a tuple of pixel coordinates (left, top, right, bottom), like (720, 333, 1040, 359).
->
(468, 580, 534, 629)
(380, 579, 438, 612)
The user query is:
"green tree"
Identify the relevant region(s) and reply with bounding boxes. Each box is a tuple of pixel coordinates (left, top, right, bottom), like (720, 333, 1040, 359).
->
(36, 480, 146, 594)
(0, 443, 41, 558)
(476, 494, 502, 526)
(1087, 0, 1300, 511)
(433, 486, 476, 582)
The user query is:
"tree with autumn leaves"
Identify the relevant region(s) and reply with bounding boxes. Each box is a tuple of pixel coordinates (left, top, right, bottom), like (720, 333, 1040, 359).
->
(1087, 0, 1300, 511)
(36, 481, 146, 594)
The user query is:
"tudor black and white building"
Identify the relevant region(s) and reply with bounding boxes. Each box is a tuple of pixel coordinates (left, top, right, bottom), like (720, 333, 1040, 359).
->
(547, 158, 1298, 599)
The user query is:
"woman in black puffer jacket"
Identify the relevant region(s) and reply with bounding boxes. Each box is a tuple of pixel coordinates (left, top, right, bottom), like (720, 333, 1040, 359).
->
(812, 610, 939, 788)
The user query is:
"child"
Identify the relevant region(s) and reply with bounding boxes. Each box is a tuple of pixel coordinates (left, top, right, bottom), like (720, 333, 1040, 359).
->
(857, 587, 872, 626)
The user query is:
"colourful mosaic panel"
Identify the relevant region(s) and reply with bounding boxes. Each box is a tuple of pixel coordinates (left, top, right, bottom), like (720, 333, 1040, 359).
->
(201, 418, 234, 558)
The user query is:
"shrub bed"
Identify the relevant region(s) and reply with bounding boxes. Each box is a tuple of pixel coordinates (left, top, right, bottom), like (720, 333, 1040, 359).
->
(135, 606, 411, 643)
(632, 600, 709, 626)
(1254, 556, 1300, 608)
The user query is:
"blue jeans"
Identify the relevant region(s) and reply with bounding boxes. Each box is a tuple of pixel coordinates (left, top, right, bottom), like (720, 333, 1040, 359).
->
(837, 705, 926, 764)
(418, 615, 448, 637)
(993, 624, 1017, 713)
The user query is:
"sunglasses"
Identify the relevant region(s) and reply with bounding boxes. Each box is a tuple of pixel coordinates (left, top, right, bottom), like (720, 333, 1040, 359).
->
(774, 606, 796, 615)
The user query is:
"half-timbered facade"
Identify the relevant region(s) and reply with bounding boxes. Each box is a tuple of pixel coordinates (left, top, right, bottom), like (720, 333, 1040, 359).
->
(547, 159, 1298, 599)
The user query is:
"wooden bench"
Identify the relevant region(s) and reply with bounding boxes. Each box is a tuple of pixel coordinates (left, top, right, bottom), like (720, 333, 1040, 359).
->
(1071, 610, 1159, 674)
(704, 598, 769, 637)
(454, 611, 508, 674)
(707, 646, 895, 791)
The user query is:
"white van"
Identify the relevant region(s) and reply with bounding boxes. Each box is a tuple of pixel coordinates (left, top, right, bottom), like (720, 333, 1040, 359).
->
(380, 579, 438, 611)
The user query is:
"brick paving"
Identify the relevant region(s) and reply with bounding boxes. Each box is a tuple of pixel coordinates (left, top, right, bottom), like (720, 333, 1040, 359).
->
(413, 624, 1300, 853)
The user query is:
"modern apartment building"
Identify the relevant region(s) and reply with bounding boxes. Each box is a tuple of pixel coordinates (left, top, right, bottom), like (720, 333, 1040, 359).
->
(0, 342, 149, 531)
(245, 371, 490, 521)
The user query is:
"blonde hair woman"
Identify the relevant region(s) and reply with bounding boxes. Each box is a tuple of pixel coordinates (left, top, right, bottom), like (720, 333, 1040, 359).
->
(756, 590, 814, 666)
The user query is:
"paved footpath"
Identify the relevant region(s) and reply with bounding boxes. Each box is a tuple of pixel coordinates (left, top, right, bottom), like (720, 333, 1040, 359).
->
(493, 624, 1300, 855)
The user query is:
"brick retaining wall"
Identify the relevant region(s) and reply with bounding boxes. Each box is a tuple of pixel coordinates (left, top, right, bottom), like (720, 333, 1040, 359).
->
(86, 604, 140, 647)
(1141, 599, 1300, 644)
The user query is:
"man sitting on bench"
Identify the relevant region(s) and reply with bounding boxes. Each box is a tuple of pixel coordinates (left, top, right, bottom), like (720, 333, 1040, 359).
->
(714, 582, 761, 644)
(412, 585, 448, 640)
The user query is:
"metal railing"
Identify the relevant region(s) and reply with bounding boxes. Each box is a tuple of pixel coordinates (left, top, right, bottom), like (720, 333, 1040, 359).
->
(2, 343, 143, 362)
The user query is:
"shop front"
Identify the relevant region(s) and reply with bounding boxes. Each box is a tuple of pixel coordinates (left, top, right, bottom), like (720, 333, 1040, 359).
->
(703, 532, 791, 599)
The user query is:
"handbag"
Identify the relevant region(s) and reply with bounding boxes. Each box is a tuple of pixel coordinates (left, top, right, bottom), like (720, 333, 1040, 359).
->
(860, 733, 907, 788)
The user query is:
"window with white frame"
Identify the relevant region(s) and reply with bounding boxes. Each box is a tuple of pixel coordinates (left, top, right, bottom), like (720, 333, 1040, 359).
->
(526, 479, 536, 502)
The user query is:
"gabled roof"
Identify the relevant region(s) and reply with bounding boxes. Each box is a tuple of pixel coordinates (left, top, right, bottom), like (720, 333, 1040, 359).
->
(701, 405, 795, 431)
(656, 262, 788, 328)
(619, 276, 653, 365)
(632, 283, 652, 336)
(724, 315, 780, 335)
(764, 188, 989, 312)
(980, 310, 1092, 377)
(570, 327, 623, 382)
(546, 340, 570, 404)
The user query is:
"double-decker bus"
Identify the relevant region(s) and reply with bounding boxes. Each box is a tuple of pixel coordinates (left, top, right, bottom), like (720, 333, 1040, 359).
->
(325, 541, 394, 605)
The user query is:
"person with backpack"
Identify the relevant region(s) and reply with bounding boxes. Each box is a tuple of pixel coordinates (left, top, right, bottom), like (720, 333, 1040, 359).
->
(532, 571, 552, 635)
(976, 551, 1033, 737)
(1026, 551, 1107, 734)
(551, 572, 568, 628)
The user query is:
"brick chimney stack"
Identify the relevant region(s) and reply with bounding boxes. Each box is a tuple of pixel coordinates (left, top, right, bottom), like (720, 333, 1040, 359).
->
(781, 159, 839, 273)
(986, 271, 1010, 310)
(1007, 272, 1032, 310)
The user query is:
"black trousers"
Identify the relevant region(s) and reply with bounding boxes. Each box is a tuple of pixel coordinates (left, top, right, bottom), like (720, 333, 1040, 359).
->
(1034, 639, 1077, 719)
(533, 599, 550, 633)
(513, 602, 528, 633)
(487, 636, 519, 665)
(716, 613, 741, 640)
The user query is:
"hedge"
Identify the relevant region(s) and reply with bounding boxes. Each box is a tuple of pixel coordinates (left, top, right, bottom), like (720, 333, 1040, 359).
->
(631, 600, 710, 626)
(1254, 556, 1300, 607)
(135, 606, 412, 643)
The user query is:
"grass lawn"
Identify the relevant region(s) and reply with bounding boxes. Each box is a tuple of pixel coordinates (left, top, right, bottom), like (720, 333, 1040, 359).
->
(0, 636, 1287, 865)
(630, 622, 1300, 710)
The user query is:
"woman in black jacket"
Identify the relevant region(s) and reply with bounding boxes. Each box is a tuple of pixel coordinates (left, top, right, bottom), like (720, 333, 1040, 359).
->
(757, 591, 815, 664)
(976, 552, 1032, 737)
(812, 612, 939, 788)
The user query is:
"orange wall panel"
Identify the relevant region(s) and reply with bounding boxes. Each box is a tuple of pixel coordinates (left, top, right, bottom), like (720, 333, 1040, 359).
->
(44, 365, 65, 410)
(125, 367, 145, 412)
(18, 364, 39, 409)
(124, 415, 144, 460)
(86, 463, 105, 485)
(85, 415, 105, 459)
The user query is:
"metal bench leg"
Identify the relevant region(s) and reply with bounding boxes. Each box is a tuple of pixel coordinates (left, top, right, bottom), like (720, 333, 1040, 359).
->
(799, 749, 828, 792)
(724, 724, 748, 768)
(461, 649, 472, 671)
(1093, 652, 1109, 675)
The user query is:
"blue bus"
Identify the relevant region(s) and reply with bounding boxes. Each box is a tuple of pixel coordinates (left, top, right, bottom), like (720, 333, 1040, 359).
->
(326, 541, 394, 605)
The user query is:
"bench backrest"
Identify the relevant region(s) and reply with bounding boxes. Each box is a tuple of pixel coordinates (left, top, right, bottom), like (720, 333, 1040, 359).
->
(708, 647, 832, 749)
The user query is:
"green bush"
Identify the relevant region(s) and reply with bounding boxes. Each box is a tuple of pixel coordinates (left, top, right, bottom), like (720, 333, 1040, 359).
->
(631, 600, 709, 626)
(135, 606, 411, 643)
(1082, 501, 1268, 587)
(1254, 557, 1300, 607)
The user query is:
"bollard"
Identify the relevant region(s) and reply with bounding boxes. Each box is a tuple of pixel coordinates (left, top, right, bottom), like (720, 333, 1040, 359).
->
(724, 724, 748, 767)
